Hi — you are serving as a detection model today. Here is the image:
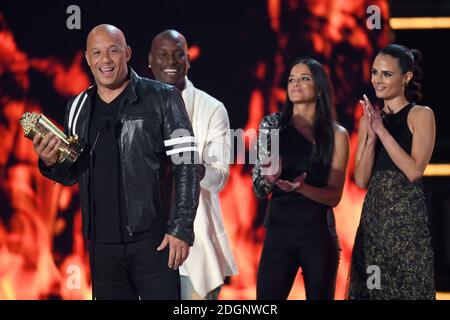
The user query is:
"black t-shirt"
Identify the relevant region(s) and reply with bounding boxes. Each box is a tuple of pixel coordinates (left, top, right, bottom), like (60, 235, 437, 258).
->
(266, 124, 330, 228)
(89, 84, 150, 243)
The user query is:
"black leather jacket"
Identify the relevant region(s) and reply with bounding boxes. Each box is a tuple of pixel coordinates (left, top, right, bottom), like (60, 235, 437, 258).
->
(39, 69, 201, 245)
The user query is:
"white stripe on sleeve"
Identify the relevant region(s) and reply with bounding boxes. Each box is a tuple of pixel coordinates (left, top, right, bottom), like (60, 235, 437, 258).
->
(166, 146, 199, 156)
(164, 136, 197, 147)
(68, 92, 84, 133)
(72, 93, 88, 135)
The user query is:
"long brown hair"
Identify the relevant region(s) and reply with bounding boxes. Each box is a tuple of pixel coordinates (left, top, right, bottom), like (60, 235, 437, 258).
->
(282, 58, 336, 166)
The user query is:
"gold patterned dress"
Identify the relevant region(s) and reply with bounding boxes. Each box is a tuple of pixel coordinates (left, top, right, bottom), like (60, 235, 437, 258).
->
(347, 103, 435, 300)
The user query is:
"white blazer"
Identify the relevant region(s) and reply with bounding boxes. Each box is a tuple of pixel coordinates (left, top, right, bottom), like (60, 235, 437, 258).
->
(179, 78, 238, 298)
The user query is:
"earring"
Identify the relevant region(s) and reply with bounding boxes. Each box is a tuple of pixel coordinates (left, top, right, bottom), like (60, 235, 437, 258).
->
(148, 64, 151, 68)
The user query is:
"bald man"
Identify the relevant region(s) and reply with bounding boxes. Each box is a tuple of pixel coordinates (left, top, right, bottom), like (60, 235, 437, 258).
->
(149, 30, 238, 300)
(33, 24, 202, 299)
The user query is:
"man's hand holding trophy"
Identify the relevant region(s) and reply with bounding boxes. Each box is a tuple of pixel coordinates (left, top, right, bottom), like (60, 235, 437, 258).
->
(19, 112, 84, 168)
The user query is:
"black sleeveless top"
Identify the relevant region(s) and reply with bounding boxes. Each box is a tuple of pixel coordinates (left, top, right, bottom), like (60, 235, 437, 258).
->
(271, 123, 330, 202)
(374, 103, 414, 172)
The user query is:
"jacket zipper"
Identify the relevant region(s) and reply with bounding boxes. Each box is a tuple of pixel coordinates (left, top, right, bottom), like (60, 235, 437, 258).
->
(118, 100, 134, 237)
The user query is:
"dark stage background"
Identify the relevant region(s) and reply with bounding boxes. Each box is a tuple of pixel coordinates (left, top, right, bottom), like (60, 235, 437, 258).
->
(0, 0, 449, 299)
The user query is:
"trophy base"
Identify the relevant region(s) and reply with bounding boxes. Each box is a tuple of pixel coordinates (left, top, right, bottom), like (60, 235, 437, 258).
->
(58, 141, 85, 169)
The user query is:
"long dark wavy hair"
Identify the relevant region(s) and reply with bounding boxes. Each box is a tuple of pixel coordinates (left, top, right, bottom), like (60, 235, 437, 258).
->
(281, 58, 336, 167)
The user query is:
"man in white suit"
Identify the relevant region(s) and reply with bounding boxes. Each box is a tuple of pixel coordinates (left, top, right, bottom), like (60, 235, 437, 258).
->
(148, 30, 238, 299)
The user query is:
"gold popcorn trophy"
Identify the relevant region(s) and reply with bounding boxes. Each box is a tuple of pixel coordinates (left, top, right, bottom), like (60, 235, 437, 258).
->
(20, 112, 84, 168)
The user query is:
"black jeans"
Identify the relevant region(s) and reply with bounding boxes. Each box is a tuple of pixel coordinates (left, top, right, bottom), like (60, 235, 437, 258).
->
(257, 202, 340, 300)
(90, 235, 180, 300)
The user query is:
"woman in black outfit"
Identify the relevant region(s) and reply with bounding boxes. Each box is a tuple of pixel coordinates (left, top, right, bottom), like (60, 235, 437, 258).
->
(348, 44, 435, 299)
(252, 58, 350, 300)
